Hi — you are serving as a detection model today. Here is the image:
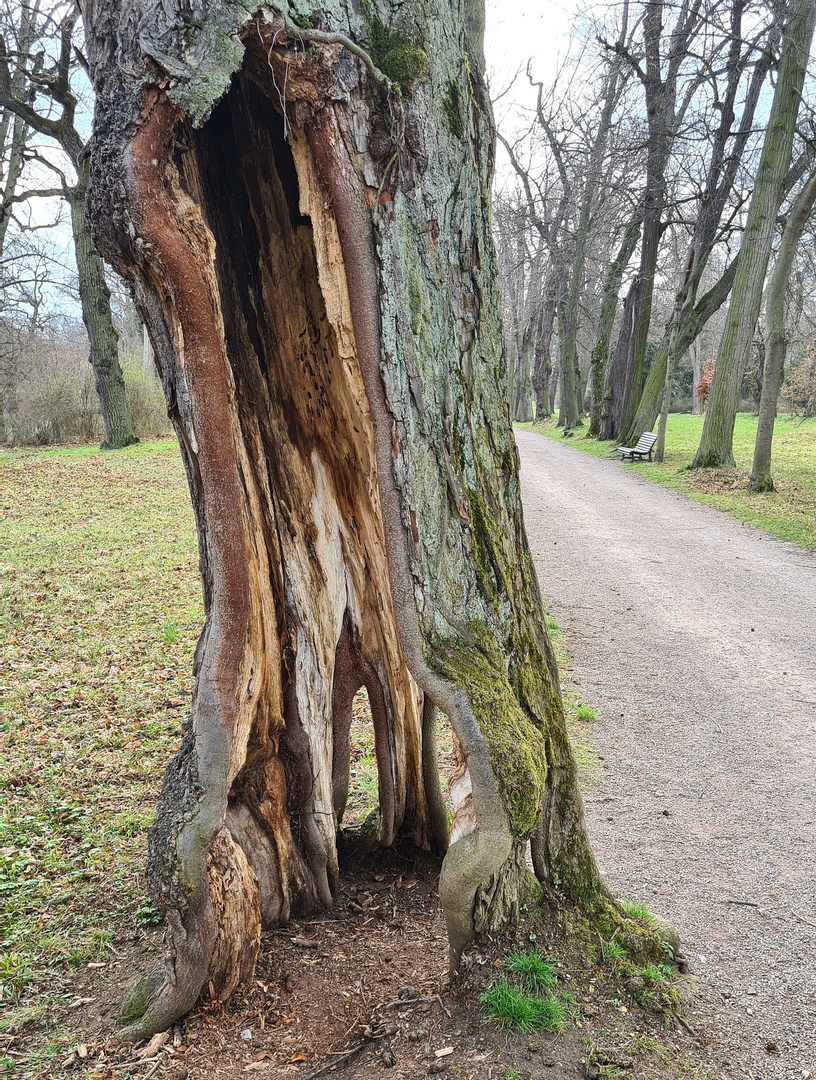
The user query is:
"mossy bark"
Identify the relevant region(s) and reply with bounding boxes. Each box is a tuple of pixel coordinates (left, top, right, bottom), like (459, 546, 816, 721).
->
(692, 0, 816, 470)
(750, 164, 816, 491)
(82, 0, 610, 1040)
(67, 170, 138, 450)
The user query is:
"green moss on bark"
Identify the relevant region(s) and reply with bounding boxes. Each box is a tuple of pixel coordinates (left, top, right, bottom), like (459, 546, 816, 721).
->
(442, 79, 464, 137)
(359, 0, 426, 90)
(428, 624, 548, 836)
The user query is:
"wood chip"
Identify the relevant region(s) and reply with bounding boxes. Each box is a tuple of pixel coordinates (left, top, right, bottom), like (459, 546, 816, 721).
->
(138, 1030, 171, 1059)
(291, 936, 319, 948)
(434, 1047, 454, 1058)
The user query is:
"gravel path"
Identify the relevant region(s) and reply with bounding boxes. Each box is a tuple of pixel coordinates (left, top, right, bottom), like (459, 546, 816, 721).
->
(516, 428, 816, 1079)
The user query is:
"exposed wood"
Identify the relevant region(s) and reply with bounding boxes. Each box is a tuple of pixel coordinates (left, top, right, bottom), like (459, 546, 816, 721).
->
(82, 0, 612, 1041)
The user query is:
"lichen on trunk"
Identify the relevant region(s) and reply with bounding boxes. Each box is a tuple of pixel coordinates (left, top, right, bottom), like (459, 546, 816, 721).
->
(82, 0, 615, 1040)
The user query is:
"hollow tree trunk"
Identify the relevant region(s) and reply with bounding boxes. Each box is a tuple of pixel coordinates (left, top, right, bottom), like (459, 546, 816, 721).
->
(67, 170, 138, 450)
(82, 0, 610, 1043)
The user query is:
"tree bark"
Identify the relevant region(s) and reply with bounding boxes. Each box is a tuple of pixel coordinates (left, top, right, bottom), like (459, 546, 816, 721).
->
(749, 164, 816, 491)
(692, 0, 816, 469)
(599, 275, 640, 441)
(587, 206, 642, 437)
(67, 170, 138, 450)
(626, 254, 739, 437)
(532, 293, 556, 420)
(82, 0, 612, 1042)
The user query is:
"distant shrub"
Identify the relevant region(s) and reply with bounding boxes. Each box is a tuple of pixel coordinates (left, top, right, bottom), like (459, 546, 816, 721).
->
(781, 354, 816, 418)
(123, 361, 171, 438)
(25, 370, 101, 445)
(2, 336, 170, 446)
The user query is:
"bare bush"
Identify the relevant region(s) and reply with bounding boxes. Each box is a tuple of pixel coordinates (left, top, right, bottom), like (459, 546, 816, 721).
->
(781, 353, 816, 417)
(1, 324, 170, 445)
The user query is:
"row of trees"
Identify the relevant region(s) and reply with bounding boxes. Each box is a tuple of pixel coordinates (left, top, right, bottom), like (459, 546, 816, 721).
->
(495, 0, 816, 492)
(0, 0, 143, 447)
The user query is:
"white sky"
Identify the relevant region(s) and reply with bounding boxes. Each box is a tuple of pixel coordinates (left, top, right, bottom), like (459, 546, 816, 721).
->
(484, 0, 583, 184)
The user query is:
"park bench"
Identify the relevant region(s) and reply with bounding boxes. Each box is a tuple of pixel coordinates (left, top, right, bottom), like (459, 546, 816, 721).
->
(615, 431, 658, 462)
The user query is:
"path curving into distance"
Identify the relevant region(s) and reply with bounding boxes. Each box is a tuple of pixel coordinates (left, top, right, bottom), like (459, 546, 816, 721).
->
(516, 427, 816, 1079)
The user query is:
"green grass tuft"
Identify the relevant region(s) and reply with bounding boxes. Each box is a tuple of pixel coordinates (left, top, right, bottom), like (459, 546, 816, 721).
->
(620, 900, 656, 924)
(602, 938, 627, 962)
(480, 977, 566, 1031)
(505, 948, 556, 994)
(574, 704, 597, 721)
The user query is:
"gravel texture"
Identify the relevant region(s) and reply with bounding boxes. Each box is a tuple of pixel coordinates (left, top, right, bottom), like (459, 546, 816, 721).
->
(516, 428, 816, 1079)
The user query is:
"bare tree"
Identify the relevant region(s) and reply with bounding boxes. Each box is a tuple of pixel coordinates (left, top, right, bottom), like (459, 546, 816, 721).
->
(692, 0, 816, 468)
(750, 162, 816, 490)
(0, 0, 137, 448)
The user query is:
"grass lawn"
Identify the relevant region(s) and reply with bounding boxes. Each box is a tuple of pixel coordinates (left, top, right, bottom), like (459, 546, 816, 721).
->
(521, 413, 816, 549)
(0, 439, 202, 1068)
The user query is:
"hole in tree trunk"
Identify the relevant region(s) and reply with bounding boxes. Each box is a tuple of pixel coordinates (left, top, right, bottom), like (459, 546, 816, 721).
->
(336, 686, 381, 856)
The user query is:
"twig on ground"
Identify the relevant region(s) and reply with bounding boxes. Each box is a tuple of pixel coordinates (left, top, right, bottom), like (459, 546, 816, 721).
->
(143, 1059, 163, 1080)
(385, 995, 437, 1009)
(790, 908, 816, 928)
(436, 994, 451, 1017)
(725, 899, 759, 907)
(299, 1042, 367, 1080)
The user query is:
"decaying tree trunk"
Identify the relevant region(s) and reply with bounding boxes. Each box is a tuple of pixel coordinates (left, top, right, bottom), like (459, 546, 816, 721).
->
(82, 0, 614, 1042)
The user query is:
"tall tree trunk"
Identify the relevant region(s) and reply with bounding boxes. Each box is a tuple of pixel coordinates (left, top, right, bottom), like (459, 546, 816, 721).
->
(599, 275, 640, 441)
(691, 339, 704, 415)
(750, 164, 816, 491)
(560, 20, 628, 434)
(627, 255, 739, 438)
(587, 206, 642, 437)
(83, 0, 616, 1042)
(619, 2, 775, 448)
(610, 0, 703, 444)
(556, 292, 580, 430)
(691, 0, 816, 469)
(532, 291, 556, 420)
(67, 172, 138, 450)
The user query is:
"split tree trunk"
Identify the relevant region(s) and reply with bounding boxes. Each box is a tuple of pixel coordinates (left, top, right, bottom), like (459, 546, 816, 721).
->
(82, 0, 611, 1043)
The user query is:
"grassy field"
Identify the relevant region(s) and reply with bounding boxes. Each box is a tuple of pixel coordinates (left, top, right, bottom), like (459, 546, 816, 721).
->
(0, 440, 203, 1070)
(522, 413, 816, 549)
